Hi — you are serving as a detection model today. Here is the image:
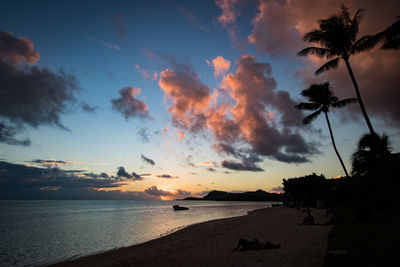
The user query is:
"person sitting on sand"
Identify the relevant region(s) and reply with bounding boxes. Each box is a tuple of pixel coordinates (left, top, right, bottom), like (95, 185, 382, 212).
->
(234, 238, 281, 252)
(301, 209, 315, 225)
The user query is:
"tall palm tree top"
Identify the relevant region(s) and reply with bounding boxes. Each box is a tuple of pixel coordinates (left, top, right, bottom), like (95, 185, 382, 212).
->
(374, 15, 400, 50)
(297, 4, 376, 75)
(295, 82, 357, 124)
(296, 81, 355, 177)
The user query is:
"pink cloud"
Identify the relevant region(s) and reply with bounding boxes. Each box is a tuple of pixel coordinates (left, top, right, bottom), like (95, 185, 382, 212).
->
(218, 55, 315, 162)
(210, 56, 231, 77)
(158, 63, 211, 132)
(158, 56, 317, 167)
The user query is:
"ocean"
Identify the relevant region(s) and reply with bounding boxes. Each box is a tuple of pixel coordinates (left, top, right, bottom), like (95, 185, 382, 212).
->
(0, 200, 277, 266)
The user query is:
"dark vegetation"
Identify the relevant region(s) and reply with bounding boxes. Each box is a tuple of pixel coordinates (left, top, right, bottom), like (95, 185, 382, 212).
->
(292, 5, 400, 266)
(184, 189, 284, 202)
(325, 207, 400, 267)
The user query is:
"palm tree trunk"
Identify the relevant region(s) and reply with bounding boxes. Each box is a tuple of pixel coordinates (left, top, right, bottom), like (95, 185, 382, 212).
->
(343, 58, 375, 136)
(324, 111, 349, 177)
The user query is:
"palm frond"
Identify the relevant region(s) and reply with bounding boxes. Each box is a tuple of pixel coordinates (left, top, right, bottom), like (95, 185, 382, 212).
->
(302, 109, 322, 124)
(351, 133, 392, 175)
(378, 15, 400, 50)
(332, 98, 358, 108)
(315, 58, 340, 75)
(297, 47, 330, 57)
(351, 35, 379, 54)
(295, 102, 321, 111)
(381, 39, 400, 50)
(349, 9, 364, 42)
(340, 4, 352, 24)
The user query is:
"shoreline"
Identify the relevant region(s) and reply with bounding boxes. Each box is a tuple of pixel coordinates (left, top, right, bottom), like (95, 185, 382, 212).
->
(51, 207, 332, 267)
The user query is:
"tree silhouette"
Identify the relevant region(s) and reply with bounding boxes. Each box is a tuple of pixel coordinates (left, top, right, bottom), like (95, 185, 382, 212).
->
(297, 4, 377, 138)
(296, 82, 357, 177)
(351, 133, 392, 176)
(374, 15, 400, 50)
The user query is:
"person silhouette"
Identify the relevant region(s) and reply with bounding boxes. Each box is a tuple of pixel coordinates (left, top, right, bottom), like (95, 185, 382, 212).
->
(301, 208, 315, 225)
(234, 238, 281, 252)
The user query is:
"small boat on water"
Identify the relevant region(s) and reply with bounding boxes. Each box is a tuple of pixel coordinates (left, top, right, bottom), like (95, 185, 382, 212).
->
(173, 205, 189, 211)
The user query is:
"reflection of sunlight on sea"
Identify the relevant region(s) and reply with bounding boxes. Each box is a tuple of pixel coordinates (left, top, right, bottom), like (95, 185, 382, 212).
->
(0, 200, 279, 266)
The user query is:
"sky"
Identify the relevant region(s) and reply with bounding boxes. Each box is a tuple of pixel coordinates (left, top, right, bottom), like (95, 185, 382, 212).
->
(1, 0, 399, 200)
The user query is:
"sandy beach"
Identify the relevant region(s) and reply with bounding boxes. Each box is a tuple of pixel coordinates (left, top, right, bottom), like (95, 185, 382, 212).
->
(52, 207, 332, 267)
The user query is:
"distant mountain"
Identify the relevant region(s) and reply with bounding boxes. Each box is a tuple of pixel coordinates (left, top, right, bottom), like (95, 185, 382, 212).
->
(183, 189, 284, 201)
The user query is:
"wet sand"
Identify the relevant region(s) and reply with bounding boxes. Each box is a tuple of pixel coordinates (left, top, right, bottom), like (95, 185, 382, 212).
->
(52, 207, 331, 267)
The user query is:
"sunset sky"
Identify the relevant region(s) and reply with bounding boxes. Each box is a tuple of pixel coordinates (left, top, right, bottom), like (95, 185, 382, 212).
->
(1, 0, 399, 200)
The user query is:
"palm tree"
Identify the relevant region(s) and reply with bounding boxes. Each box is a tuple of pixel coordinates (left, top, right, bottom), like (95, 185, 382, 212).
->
(296, 82, 357, 177)
(351, 133, 392, 176)
(297, 4, 377, 137)
(374, 15, 400, 50)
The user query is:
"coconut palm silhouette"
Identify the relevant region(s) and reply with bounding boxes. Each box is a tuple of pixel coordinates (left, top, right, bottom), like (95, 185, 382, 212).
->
(374, 15, 400, 50)
(296, 82, 357, 177)
(297, 5, 377, 138)
(351, 133, 392, 176)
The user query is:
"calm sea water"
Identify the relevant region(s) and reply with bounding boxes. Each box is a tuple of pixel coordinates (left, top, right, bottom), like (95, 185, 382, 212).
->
(0, 200, 277, 266)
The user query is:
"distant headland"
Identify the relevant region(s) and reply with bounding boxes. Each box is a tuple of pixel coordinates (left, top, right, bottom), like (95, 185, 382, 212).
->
(182, 189, 284, 201)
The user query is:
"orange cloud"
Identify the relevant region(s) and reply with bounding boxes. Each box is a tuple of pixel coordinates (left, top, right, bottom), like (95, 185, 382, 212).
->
(159, 65, 211, 132)
(210, 56, 231, 77)
(158, 55, 317, 166)
(177, 130, 185, 140)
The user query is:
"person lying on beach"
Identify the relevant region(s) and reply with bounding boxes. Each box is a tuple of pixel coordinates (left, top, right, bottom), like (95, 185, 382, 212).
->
(234, 238, 281, 252)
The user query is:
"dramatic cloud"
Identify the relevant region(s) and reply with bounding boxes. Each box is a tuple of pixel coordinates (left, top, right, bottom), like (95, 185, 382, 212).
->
(116, 166, 143, 181)
(248, 0, 400, 125)
(0, 161, 127, 199)
(30, 159, 84, 168)
(175, 189, 191, 198)
(111, 87, 151, 119)
(208, 56, 231, 77)
(141, 154, 155, 166)
(0, 30, 39, 65)
(215, 55, 316, 163)
(0, 122, 30, 146)
(144, 185, 191, 199)
(144, 185, 172, 196)
(159, 62, 210, 132)
(84, 172, 110, 178)
(159, 55, 317, 167)
(0, 31, 80, 145)
(221, 159, 264, 172)
(116, 166, 131, 178)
